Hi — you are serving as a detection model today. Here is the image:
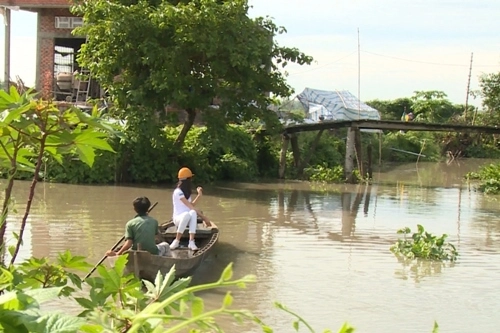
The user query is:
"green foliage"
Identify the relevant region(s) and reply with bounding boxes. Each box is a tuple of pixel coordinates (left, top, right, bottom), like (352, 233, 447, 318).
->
(381, 131, 440, 162)
(73, 0, 312, 148)
(304, 164, 344, 183)
(165, 124, 259, 183)
(255, 134, 280, 179)
(366, 98, 413, 121)
(466, 163, 500, 194)
(0, 88, 116, 263)
(478, 72, 500, 114)
(43, 150, 117, 184)
(39, 124, 264, 184)
(1, 252, 359, 333)
(390, 225, 459, 262)
(305, 131, 345, 168)
(410, 91, 463, 123)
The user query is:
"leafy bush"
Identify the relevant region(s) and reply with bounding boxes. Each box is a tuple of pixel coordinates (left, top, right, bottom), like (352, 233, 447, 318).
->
(381, 132, 440, 162)
(390, 225, 458, 261)
(304, 164, 344, 183)
(466, 163, 500, 194)
(302, 131, 345, 168)
(38, 124, 262, 184)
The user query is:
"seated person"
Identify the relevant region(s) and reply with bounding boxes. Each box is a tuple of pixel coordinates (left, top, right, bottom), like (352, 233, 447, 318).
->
(106, 196, 170, 257)
(170, 167, 212, 251)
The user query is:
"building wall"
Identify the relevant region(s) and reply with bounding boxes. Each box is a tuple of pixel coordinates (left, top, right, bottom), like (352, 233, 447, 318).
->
(37, 7, 77, 97)
(0, 0, 70, 7)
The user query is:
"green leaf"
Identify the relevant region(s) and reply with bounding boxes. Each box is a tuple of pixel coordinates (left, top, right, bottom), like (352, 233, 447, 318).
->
(293, 320, 299, 331)
(24, 312, 85, 333)
(432, 321, 439, 333)
(191, 296, 204, 317)
(57, 251, 92, 271)
(0, 89, 16, 105)
(79, 324, 104, 333)
(112, 253, 128, 276)
(0, 267, 14, 286)
(179, 299, 188, 315)
(222, 292, 233, 307)
(2, 102, 32, 125)
(74, 297, 95, 310)
(336, 322, 355, 333)
(220, 262, 233, 281)
(262, 325, 274, 333)
(9, 86, 21, 101)
(74, 131, 115, 152)
(0, 291, 33, 311)
(24, 287, 64, 305)
(0, 309, 33, 333)
(76, 144, 96, 167)
(44, 146, 63, 164)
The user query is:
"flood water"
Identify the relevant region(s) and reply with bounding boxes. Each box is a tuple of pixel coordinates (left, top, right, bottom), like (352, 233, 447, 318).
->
(5, 159, 500, 333)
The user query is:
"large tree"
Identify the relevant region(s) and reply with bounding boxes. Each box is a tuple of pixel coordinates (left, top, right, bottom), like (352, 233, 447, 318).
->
(72, 0, 312, 147)
(478, 72, 500, 115)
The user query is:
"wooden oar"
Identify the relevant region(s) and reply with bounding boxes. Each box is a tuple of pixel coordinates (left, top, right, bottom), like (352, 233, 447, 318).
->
(84, 201, 158, 280)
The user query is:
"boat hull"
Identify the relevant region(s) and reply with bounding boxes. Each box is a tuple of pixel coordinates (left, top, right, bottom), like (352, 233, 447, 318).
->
(123, 221, 219, 281)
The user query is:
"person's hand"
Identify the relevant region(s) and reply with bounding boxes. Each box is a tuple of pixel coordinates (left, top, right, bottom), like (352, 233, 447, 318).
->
(197, 187, 203, 195)
(106, 250, 117, 256)
(203, 218, 213, 228)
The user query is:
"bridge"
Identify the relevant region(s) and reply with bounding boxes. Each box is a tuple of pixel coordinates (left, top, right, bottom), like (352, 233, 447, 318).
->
(279, 119, 500, 183)
(283, 119, 500, 135)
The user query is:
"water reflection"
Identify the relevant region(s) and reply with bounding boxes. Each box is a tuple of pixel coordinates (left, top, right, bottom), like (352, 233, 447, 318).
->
(393, 257, 455, 283)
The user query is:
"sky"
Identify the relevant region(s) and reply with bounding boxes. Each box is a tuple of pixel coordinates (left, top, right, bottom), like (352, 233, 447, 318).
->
(1, 0, 500, 107)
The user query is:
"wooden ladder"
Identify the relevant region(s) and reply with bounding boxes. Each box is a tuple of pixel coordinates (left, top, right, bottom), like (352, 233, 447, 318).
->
(75, 69, 91, 103)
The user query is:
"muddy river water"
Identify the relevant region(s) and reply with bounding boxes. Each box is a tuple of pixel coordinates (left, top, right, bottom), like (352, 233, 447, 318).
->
(5, 159, 500, 332)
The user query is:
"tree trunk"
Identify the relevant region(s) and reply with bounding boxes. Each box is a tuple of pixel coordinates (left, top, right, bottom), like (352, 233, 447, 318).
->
(0, 153, 18, 259)
(0, 171, 16, 257)
(297, 129, 324, 178)
(174, 108, 196, 149)
(10, 135, 46, 265)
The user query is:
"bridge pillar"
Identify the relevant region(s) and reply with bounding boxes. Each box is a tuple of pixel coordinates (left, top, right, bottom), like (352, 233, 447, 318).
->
(278, 134, 290, 179)
(344, 127, 357, 183)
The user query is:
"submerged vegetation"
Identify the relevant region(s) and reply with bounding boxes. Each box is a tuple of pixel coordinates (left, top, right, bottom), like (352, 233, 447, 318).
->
(390, 225, 459, 262)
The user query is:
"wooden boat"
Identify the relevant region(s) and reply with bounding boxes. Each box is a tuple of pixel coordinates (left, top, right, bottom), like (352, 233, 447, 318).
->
(122, 221, 219, 282)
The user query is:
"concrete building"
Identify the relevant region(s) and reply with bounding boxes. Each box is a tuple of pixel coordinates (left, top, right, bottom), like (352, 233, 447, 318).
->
(0, 0, 95, 100)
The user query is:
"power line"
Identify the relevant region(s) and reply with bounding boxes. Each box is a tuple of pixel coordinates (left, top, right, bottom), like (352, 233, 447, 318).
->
(361, 50, 499, 68)
(287, 50, 358, 76)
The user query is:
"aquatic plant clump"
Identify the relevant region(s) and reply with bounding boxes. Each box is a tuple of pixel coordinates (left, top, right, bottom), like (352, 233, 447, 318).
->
(390, 225, 458, 262)
(465, 163, 500, 194)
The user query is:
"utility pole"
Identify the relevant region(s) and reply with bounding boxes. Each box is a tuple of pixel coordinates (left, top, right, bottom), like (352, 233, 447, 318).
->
(2, 7, 11, 91)
(464, 52, 473, 122)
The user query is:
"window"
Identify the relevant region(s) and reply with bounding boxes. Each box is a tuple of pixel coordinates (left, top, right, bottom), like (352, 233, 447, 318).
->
(71, 17, 83, 27)
(55, 17, 71, 29)
(55, 17, 84, 29)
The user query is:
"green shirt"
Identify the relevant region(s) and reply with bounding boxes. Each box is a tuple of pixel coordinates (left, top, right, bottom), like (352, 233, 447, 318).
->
(124, 215, 159, 255)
